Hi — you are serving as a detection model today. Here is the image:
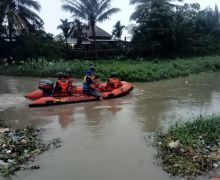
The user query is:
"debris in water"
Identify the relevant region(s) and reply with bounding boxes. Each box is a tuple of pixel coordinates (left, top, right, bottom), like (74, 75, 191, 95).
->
(0, 119, 62, 176)
(168, 140, 180, 149)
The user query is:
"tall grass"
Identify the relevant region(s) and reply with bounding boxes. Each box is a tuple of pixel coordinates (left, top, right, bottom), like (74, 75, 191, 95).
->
(1, 56, 220, 81)
(159, 115, 220, 147)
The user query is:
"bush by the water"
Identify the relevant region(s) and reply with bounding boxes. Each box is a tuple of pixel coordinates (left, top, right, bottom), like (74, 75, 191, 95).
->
(1, 56, 220, 82)
(155, 115, 220, 177)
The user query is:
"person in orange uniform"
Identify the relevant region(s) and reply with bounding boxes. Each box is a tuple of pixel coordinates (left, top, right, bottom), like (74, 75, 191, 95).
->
(65, 69, 74, 82)
(53, 72, 70, 97)
(106, 72, 122, 91)
(65, 68, 76, 95)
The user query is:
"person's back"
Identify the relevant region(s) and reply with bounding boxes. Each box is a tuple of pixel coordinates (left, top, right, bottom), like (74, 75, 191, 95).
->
(65, 69, 76, 95)
(53, 72, 63, 95)
(58, 78, 69, 93)
(53, 72, 69, 96)
(65, 69, 74, 82)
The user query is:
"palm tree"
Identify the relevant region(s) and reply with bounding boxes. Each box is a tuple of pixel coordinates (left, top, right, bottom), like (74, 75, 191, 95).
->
(70, 19, 87, 48)
(57, 18, 71, 49)
(62, 0, 120, 55)
(112, 21, 125, 40)
(0, 0, 43, 43)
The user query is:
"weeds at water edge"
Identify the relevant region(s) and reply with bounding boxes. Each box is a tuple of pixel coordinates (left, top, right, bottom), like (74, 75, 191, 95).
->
(155, 115, 220, 177)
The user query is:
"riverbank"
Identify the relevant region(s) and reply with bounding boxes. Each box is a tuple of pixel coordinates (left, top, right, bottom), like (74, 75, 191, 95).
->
(155, 115, 220, 178)
(1, 56, 220, 81)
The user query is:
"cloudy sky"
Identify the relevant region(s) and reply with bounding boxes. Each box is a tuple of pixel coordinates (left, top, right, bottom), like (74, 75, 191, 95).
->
(38, 0, 220, 38)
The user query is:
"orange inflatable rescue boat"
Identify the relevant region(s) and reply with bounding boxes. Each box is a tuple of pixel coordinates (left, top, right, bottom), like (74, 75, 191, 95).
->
(25, 79, 133, 107)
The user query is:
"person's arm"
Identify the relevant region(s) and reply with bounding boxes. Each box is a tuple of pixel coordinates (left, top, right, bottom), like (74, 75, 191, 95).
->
(87, 77, 99, 91)
(53, 82, 59, 94)
(106, 79, 110, 88)
(106, 79, 113, 91)
(69, 75, 74, 83)
(108, 80, 114, 88)
(118, 80, 122, 87)
(90, 84, 96, 89)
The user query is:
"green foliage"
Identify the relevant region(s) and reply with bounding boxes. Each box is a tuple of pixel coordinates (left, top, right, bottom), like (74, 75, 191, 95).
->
(112, 21, 125, 40)
(57, 19, 71, 40)
(70, 19, 88, 49)
(167, 116, 220, 146)
(130, 1, 220, 57)
(1, 56, 220, 81)
(7, 30, 65, 59)
(131, 0, 177, 56)
(57, 18, 72, 58)
(0, 0, 61, 60)
(0, 0, 43, 42)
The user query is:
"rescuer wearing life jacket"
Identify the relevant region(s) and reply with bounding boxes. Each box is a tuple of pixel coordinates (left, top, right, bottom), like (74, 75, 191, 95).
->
(83, 67, 101, 88)
(65, 68, 73, 81)
(84, 67, 96, 80)
(65, 68, 76, 95)
(106, 72, 122, 91)
(83, 70, 103, 100)
(53, 72, 70, 97)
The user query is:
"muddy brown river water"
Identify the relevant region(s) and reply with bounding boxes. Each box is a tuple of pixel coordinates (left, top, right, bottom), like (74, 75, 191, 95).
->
(1, 72, 220, 180)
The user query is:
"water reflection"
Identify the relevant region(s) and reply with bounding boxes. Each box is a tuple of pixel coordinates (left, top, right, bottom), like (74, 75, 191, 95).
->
(1, 74, 220, 180)
(49, 106, 74, 128)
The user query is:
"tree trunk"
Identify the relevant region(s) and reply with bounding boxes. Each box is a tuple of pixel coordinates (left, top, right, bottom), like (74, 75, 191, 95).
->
(9, 26, 13, 44)
(65, 38, 68, 59)
(91, 24, 97, 59)
(8, 17, 13, 57)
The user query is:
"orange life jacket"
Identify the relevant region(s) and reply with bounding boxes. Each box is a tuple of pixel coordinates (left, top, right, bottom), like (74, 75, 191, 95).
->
(58, 79, 69, 93)
(106, 78, 121, 90)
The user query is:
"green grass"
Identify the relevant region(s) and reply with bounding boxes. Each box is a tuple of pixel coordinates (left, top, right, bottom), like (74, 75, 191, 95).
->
(1, 56, 220, 81)
(155, 115, 220, 177)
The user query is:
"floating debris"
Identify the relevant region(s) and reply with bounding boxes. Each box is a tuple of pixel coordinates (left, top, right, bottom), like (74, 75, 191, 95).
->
(168, 140, 180, 149)
(0, 120, 61, 176)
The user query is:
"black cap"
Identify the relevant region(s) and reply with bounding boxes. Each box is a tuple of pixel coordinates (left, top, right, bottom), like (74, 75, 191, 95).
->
(57, 72, 64, 79)
(110, 72, 117, 78)
(65, 68, 71, 73)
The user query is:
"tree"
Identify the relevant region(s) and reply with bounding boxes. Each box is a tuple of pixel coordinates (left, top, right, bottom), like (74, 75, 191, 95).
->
(131, 0, 178, 56)
(196, 5, 220, 35)
(130, 0, 182, 21)
(13, 30, 64, 59)
(129, 0, 220, 58)
(0, 0, 43, 43)
(57, 18, 71, 56)
(70, 19, 87, 48)
(112, 21, 125, 40)
(62, 0, 120, 56)
(172, 4, 199, 56)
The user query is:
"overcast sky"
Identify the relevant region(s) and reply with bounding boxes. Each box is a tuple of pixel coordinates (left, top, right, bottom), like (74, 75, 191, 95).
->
(38, 0, 220, 38)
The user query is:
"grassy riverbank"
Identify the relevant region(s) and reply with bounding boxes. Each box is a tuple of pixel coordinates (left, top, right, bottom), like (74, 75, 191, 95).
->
(155, 115, 220, 177)
(1, 56, 220, 81)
